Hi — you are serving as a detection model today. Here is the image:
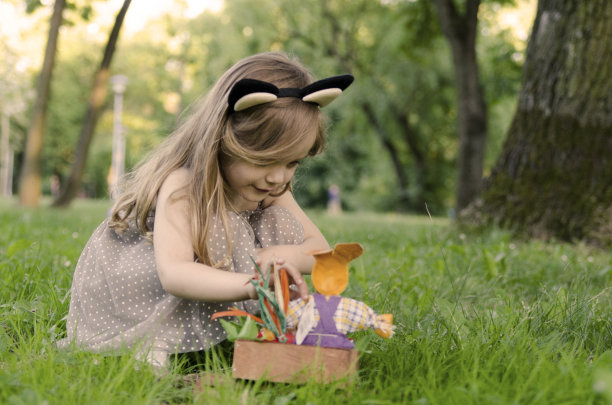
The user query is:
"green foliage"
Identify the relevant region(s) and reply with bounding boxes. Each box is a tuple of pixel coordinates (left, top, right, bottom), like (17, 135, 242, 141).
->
(218, 317, 259, 342)
(1, 197, 611, 403)
(15, 0, 530, 209)
(44, 38, 98, 178)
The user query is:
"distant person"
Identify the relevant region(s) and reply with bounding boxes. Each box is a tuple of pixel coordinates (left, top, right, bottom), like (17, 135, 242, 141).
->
(327, 184, 342, 215)
(50, 175, 60, 197)
(58, 52, 353, 371)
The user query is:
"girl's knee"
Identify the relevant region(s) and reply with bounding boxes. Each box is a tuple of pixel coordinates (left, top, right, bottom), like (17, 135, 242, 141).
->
(249, 206, 305, 247)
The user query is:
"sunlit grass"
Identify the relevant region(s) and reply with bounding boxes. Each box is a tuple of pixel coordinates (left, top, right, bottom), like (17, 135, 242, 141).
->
(1, 197, 612, 404)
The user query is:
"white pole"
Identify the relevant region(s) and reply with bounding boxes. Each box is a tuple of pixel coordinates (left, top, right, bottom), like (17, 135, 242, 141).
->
(0, 111, 13, 197)
(109, 75, 128, 199)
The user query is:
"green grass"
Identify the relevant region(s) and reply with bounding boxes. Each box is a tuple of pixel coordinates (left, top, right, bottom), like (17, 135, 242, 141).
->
(1, 197, 612, 404)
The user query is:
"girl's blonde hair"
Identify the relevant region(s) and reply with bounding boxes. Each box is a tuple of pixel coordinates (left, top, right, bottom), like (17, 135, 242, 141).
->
(109, 52, 327, 266)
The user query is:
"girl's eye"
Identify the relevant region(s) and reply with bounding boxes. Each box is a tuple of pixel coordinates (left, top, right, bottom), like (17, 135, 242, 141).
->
(287, 160, 301, 168)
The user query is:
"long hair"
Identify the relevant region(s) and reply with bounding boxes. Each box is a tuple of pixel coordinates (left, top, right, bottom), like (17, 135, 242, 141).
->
(109, 52, 327, 266)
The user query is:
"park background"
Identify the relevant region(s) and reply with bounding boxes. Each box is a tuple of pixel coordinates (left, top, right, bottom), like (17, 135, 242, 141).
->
(1, 0, 611, 403)
(2, 0, 535, 215)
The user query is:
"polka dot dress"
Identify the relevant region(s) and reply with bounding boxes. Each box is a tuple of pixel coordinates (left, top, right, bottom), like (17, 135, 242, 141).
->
(59, 205, 304, 354)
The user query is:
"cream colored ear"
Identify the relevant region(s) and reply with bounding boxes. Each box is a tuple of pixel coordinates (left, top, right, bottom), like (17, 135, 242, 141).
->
(302, 88, 342, 107)
(234, 92, 278, 111)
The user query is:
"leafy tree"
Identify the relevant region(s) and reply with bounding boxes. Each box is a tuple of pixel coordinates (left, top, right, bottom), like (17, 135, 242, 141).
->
(37, 0, 527, 213)
(18, 0, 66, 207)
(43, 45, 95, 187)
(465, 0, 612, 244)
(52, 0, 131, 207)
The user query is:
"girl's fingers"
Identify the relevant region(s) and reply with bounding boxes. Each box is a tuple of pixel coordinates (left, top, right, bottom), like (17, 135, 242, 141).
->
(253, 255, 308, 300)
(255, 254, 284, 271)
(276, 262, 308, 300)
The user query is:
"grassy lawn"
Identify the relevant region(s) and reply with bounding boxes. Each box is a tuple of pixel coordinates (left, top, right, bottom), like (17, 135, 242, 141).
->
(1, 197, 612, 404)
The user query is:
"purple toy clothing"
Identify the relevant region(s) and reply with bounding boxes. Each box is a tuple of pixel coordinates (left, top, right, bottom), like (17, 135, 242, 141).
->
(301, 294, 355, 349)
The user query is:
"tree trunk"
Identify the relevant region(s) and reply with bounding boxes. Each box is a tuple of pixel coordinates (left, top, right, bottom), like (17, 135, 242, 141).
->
(52, 0, 131, 207)
(17, 0, 66, 207)
(467, 0, 612, 244)
(361, 102, 412, 211)
(432, 0, 488, 213)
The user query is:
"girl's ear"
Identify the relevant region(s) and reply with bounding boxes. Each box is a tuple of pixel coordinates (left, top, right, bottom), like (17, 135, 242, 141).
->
(228, 79, 279, 112)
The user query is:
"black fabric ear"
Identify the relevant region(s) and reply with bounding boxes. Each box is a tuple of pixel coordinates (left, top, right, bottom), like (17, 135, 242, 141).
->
(228, 79, 280, 112)
(300, 74, 354, 107)
(301, 74, 354, 98)
(227, 74, 354, 112)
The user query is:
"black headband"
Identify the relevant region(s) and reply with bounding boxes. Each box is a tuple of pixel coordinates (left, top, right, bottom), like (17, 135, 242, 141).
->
(228, 74, 354, 112)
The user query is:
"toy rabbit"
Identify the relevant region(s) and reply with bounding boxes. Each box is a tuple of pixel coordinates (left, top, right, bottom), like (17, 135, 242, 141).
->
(285, 243, 395, 349)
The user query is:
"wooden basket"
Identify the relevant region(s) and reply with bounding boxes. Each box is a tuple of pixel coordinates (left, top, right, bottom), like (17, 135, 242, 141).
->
(232, 340, 359, 384)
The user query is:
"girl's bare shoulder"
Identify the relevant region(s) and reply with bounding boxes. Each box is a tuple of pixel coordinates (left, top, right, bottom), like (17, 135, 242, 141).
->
(162, 168, 191, 189)
(158, 168, 192, 203)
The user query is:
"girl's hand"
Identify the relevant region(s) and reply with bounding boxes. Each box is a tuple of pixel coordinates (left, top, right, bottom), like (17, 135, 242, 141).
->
(255, 246, 287, 274)
(254, 256, 309, 301)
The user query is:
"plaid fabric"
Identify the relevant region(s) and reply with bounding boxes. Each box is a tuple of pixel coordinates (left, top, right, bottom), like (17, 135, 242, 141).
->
(287, 295, 385, 334)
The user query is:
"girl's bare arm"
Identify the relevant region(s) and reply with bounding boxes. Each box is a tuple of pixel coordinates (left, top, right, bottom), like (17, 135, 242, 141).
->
(257, 191, 330, 274)
(153, 169, 308, 301)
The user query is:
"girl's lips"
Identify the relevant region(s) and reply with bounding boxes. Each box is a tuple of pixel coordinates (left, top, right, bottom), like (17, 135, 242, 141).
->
(254, 187, 272, 193)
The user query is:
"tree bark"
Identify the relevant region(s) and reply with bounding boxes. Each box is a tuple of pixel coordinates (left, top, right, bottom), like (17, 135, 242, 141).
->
(467, 0, 612, 244)
(52, 0, 131, 207)
(432, 0, 488, 213)
(17, 0, 66, 207)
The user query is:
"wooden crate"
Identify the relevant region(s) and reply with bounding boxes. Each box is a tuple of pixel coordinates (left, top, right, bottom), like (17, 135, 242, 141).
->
(232, 340, 359, 384)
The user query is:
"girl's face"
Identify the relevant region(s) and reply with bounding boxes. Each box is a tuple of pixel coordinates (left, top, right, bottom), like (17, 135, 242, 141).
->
(224, 159, 300, 211)
(223, 134, 315, 211)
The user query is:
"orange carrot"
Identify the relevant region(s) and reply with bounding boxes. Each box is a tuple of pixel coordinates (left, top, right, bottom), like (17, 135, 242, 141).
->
(280, 269, 290, 314)
(263, 298, 281, 334)
(211, 309, 263, 325)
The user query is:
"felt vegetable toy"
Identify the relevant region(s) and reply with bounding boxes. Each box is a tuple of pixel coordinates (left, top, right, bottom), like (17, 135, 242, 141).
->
(213, 245, 394, 348)
(286, 243, 395, 349)
(212, 258, 292, 342)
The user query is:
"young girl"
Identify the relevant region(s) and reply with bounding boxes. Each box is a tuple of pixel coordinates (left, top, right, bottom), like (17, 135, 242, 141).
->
(59, 52, 353, 368)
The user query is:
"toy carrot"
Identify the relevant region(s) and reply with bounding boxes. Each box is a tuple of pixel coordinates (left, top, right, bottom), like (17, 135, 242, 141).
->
(280, 268, 290, 314)
(211, 308, 263, 325)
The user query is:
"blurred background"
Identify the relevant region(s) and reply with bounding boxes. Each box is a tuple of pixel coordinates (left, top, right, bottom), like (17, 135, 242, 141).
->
(0, 0, 536, 215)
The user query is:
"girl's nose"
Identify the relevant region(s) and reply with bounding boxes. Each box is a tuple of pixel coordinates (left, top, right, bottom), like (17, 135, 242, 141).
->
(265, 165, 286, 185)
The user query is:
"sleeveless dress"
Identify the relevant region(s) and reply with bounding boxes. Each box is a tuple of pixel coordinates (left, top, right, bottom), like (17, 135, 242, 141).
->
(57, 205, 304, 355)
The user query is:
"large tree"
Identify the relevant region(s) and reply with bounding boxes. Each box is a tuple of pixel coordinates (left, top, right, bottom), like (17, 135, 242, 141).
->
(432, 0, 488, 213)
(467, 0, 612, 243)
(52, 0, 131, 207)
(18, 0, 66, 207)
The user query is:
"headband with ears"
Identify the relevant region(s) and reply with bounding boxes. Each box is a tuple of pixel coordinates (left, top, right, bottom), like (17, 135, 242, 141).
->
(228, 74, 354, 112)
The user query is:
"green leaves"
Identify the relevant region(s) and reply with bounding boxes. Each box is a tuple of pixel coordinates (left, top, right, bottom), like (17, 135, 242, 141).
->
(218, 317, 259, 342)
